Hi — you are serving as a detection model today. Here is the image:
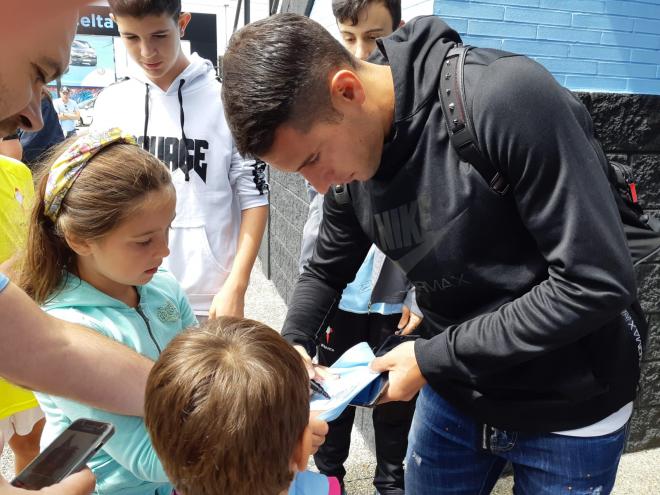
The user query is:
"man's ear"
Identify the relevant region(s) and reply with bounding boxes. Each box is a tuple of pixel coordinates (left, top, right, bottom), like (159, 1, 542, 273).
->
(290, 426, 313, 473)
(330, 69, 366, 108)
(110, 13, 115, 23)
(64, 232, 93, 257)
(178, 12, 192, 36)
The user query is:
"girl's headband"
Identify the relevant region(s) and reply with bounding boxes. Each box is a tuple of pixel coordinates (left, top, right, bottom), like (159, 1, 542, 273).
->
(43, 128, 136, 222)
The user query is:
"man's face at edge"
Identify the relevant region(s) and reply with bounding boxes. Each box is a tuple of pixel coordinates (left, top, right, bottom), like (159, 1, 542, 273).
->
(0, 8, 77, 137)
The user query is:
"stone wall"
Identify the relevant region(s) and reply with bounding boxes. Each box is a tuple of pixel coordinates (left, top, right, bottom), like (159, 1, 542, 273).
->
(258, 165, 308, 304)
(577, 92, 660, 451)
(259, 92, 660, 450)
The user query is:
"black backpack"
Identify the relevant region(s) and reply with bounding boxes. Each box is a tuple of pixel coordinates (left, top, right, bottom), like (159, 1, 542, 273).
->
(439, 44, 660, 267)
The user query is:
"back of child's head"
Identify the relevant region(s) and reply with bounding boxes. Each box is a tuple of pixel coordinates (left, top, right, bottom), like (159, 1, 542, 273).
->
(21, 130, 172, 304)
(108, 0, 181, 19)
(145, 317, 311, 495)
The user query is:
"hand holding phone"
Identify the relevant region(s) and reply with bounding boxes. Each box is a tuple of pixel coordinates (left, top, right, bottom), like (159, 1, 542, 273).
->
(11, 419, 114, 490)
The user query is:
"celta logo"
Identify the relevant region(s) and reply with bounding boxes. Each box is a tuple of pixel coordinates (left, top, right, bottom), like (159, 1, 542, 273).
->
(78, 14, 114, 30)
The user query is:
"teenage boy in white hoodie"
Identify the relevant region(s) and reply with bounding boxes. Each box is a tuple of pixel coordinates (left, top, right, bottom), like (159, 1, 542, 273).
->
(92, 0, 268, 320)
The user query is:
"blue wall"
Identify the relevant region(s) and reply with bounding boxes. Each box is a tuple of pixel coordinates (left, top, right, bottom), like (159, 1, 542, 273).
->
(433, 0, 660, 95)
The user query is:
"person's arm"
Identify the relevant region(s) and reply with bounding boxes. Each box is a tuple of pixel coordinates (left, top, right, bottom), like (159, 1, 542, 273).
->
(308, 411, 329, 454)
(282, 189, 372, 357)
(0, 452, 95, 495)
(0, 431, 93, 494)
(208, 205, 268, 318)
(39, 393, 168, 482)
(374, 55, 636, 400)
(209, 148, 269, 318)
(398, 287, 423, 336)
(54, 101, 65, 122)
(69, 101, 80, 122)
(0, 281, 152, 416)
(58, 112, 77, 121)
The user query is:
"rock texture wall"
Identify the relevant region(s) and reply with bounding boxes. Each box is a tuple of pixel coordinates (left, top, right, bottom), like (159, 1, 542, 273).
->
(578, 92, 660, 451)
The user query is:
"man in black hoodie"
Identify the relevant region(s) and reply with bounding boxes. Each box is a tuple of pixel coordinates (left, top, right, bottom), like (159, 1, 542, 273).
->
(222, 13, 647, 494)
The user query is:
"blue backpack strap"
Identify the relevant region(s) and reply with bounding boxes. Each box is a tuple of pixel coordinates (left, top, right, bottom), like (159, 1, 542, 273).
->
(439, 45, 510, 195)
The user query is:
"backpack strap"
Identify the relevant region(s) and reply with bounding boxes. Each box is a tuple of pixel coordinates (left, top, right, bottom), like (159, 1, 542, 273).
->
(439, 45, 510, 195)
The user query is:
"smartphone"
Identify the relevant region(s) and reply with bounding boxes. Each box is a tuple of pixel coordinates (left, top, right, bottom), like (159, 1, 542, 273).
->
(11, 418, 114, 490)
(349, 373, 389, 408)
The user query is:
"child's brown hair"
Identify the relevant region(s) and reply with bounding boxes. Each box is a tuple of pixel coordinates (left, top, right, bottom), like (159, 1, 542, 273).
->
(144, 317, 310, 495)
(21, 139, 172, 304)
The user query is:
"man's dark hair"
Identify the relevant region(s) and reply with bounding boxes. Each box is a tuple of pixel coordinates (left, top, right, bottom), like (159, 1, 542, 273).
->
(222, 13, 356, 158)
(108, 0, 181, 19)
(332, 0, 401, 31)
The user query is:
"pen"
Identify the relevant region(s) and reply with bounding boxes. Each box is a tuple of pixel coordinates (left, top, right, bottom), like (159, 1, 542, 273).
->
(310, 379, 331, 399)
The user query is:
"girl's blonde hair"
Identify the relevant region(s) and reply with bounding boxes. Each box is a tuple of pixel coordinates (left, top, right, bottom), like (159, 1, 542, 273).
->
(21, 139, 172, 304)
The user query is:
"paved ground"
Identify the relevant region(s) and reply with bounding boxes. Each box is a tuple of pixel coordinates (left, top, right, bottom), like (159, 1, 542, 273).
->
(3, 259, 660, 493)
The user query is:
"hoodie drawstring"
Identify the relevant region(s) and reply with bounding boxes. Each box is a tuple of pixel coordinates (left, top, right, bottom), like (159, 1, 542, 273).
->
(141, 79, 191, 181)
(177, 79, 190, 181)
(142, 83, 150, 151)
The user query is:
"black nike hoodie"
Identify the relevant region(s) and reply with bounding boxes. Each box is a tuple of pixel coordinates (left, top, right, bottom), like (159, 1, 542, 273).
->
(282, 16, 647, 432)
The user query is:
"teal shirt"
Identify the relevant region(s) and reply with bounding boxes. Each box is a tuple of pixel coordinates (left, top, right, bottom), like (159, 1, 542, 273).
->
(0, 272, 8, 292)
(36, 269, 197, 495)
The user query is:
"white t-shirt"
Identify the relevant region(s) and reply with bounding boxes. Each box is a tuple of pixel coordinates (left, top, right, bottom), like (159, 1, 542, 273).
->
(554, 402, 632, 437)
(53, 98, 79, 133)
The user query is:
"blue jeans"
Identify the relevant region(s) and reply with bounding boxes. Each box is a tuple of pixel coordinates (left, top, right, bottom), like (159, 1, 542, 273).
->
(406, 386, 628, 495)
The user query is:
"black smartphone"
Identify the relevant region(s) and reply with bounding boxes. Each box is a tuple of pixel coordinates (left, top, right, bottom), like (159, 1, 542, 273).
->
(349, 373, 389, 408)
(11, 418, 114, 490)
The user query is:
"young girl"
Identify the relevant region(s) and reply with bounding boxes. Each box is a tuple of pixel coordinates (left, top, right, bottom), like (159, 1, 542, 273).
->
(21, 128, 197, 494)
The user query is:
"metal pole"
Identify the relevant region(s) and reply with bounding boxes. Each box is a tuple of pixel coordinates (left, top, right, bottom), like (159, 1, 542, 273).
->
(233, 0, 242, 33)
(304, 0, 315, 16)
(244, 0, 250, 25)
(224, 3, 229, 47)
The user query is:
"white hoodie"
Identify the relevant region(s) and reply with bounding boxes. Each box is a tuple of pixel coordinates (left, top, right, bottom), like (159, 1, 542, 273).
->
(92, 54, 269, 315)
